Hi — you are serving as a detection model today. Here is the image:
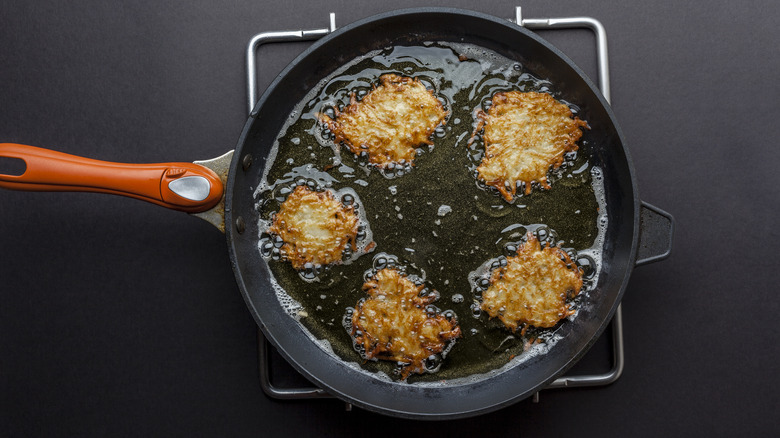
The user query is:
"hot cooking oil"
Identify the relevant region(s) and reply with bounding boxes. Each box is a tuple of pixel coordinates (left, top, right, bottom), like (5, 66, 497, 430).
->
(253, 42, 607, 382)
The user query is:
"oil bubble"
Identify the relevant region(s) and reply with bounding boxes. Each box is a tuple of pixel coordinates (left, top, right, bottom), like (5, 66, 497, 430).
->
(470, 302, 482, 318)
(424, 355, 443, 372)
(260, 240, 274, 257)
(577, 255, 596, 279)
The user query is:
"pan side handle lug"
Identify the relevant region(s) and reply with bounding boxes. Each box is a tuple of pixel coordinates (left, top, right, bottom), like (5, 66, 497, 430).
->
(635, 201, 674, 266)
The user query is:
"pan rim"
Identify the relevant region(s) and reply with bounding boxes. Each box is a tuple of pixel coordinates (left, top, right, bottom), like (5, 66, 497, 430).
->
(226, 6, 640, 419)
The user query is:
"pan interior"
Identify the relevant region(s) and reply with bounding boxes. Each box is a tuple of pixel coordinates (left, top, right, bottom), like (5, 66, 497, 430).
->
(253, 41, 607, 382)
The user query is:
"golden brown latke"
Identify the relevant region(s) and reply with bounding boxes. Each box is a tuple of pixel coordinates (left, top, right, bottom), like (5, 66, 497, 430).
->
(351, 268, 461, 378)
(475, 91, 589, 201)
(267, 186, 359, 270)
(319, 73, 448, 168)
(481, 233, 583, 331)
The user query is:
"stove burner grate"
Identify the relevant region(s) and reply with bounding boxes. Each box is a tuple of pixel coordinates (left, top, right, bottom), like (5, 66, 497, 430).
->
(248, 7, 624, 407)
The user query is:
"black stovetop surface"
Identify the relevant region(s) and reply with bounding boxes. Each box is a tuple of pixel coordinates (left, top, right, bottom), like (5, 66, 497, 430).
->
(2, 1, 777, 436)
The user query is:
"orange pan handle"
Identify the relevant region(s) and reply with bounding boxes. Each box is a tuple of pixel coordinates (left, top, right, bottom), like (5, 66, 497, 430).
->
(0, 143, 223, 213)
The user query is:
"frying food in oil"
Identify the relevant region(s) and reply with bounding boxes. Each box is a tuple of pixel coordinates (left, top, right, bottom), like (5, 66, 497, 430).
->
(475, 91, 588, 201)
(480, 232, 583, 331)
(350, 268, 461, 379)
(319, 73, 448, 169)
(268, 185, 360, 270)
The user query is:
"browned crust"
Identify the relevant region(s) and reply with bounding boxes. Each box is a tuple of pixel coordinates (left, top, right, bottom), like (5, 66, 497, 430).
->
(474, 91, 589, 201)
(480, 232, 583, 331)
(351, 268, 461, 379)
(267, 186, 360, 270)
(319, 74, 448, 168)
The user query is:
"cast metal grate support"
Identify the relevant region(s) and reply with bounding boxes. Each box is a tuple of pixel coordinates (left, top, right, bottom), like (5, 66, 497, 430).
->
(248, 6, 624, 405)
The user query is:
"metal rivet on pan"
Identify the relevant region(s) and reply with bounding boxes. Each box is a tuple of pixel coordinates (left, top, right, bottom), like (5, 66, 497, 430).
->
(235, 216, 246, 234)
(242, 154, 252, 171)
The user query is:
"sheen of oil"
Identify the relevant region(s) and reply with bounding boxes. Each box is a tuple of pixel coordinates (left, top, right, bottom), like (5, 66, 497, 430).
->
(254, 42, 601, 382)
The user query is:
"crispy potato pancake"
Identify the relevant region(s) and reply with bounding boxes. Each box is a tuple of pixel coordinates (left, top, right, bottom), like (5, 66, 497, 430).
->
(268, 186, 359, 270)
(481, 233, 583, 330)
(319, 73, 448, 168)
(351, 268, 461, 378)
(476, 91, 588, 201)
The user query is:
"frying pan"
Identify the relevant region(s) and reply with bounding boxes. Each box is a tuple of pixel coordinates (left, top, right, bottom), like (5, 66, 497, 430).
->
(0, 8, 673, 419)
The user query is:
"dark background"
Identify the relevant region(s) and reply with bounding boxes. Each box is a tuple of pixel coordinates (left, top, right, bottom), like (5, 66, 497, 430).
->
(1, 0, 777, 436)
